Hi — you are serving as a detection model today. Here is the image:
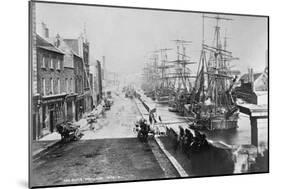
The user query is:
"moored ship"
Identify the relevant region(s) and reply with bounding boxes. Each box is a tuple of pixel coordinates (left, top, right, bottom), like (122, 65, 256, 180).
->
(188, 14, 239, 131)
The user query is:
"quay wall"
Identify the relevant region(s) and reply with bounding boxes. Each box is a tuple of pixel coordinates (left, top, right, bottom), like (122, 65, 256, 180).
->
(136, 96, 259, 174)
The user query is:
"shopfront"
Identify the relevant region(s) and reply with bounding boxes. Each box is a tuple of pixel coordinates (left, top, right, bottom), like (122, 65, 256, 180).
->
(41, 94, 66, 137)
(76, 94, 84, 121)
(65, 94, 77, 122)
(32, 94, 41, 140)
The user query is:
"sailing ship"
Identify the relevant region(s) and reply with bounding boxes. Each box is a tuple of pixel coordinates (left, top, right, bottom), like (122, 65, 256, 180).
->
(167, 40, 196, 115)
(141, 52, 160, 99)
(154, 48, 174, 104)
(189, 14, 239, 131)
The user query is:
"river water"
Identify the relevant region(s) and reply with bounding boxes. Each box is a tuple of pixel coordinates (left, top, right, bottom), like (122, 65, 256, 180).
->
(201, 114, 268, 147)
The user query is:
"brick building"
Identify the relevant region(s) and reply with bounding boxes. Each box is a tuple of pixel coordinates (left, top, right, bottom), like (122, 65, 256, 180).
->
(53, 34, 78, 123)
(31, 22, 96, 140)
(64, 36, 94, 110)
(63, 67, 76, 122)
(73, 54, 85, 120)
(35, 34, 66, 139)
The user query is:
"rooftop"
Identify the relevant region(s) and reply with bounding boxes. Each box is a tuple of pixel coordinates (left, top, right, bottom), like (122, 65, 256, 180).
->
(37, 45, 64, 55)
(36, 34, 64, 55)
(240, 73, 263, 83)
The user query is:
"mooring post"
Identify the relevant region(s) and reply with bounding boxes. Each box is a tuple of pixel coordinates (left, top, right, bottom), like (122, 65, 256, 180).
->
(250, 117, 258, 147)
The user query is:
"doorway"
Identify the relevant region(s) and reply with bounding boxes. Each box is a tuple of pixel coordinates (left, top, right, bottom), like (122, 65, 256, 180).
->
(50, 111, 54, 132)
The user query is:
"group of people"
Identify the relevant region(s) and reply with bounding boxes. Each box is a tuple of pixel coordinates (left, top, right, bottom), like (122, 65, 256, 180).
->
(135, 118, 151, 142)
(177, 126, 209, 155)
(56, 122, 83, 142)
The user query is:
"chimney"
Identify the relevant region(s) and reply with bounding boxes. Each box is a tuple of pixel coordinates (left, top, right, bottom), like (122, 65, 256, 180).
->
(248, 68, 254, 91)
(55, 34, 60, 47)
(41, 22, 49, 38)
(248, 68, 253, 83)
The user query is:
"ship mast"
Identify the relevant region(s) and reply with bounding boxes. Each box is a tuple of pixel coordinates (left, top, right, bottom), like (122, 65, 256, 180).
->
(171, 39, 193, 93)
(192, 14, 208, 104)
(158, 48, 173, 89)
(141, 51, 160, 93)
(203, 14, 233, 114)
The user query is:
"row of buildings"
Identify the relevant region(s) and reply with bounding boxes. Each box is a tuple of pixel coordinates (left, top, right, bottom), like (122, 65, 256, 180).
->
(31, 19, 104, 140)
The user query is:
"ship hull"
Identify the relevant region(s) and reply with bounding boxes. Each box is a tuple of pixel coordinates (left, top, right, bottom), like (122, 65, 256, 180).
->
(209, 115, 238, 130)
(156, 95, 170, 104)
(190, 113, 239, 131)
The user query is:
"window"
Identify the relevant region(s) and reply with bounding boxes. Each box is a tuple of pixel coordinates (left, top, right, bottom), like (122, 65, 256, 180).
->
(69, 78, 73, 93)
(54, 59, 56, 70)
(45, 57, 48, 68)
(57, 59, 61, 70)
(42, 78, 46, 95)
(65, 78, 68, 93)
(57, 78, 60, 94)
(42, 56, 45, 68)
(50, 78, 54, 94)
(71, 79, 75, 92)
(50, 58, 54, 69)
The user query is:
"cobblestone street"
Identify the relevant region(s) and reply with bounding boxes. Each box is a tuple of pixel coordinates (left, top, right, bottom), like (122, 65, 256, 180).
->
(31, 93, 179, 187)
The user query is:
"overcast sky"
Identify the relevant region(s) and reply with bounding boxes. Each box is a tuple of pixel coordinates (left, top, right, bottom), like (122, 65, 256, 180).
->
(35, 2, 268, 76)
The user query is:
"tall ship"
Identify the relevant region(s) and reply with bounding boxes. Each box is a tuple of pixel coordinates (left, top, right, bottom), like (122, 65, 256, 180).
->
(167, 40, 196, 115)
(154, 48, 174, 104)
(189, 14, 239, 131)
(141, 52, 159, 99)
